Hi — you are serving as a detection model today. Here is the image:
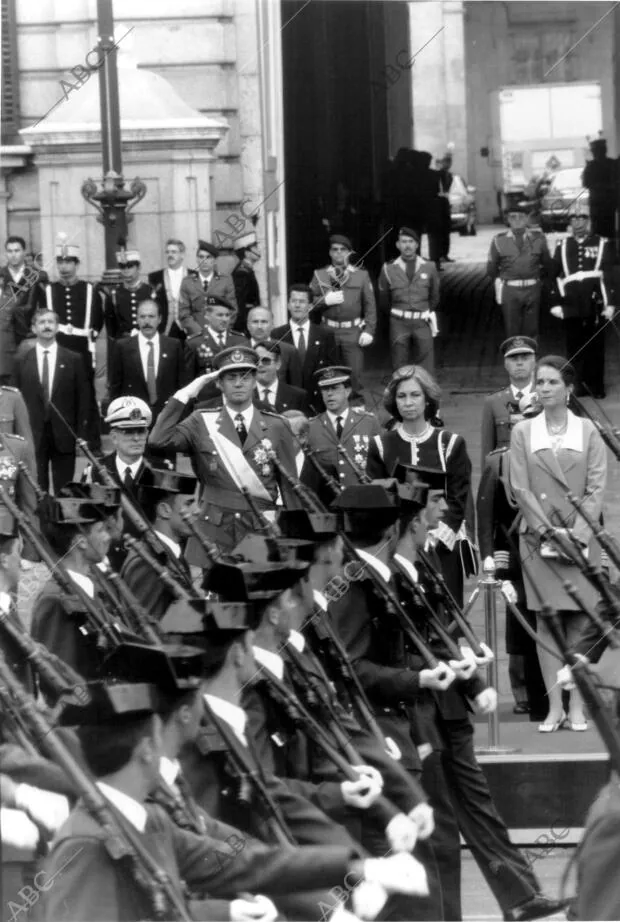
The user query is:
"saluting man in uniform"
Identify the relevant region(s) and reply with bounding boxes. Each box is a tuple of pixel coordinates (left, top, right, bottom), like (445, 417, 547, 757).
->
(549, 204, 615, 398)
(480, 336, 537, 466)
(148, 345, 301, 563)
(486, 202, 551, 339)
(103, 242, 155, 341)
(309, 235, 376, 394)
(303, 366, 380, 507)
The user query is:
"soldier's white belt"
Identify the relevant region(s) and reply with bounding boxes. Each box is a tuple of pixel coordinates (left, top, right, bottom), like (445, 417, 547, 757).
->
(503, 279, 538, 287)
(391, 309, 424, 319)
(57, 324, 91, 337)
(325, 318, 362, 329)
(563, 270, 603, 284)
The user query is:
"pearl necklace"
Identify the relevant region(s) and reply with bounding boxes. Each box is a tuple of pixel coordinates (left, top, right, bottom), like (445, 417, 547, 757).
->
(546, 417, 568, 435)
(397, 422, 433, 442)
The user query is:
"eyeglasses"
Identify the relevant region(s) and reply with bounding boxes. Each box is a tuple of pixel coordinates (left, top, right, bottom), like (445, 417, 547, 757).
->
(118, 262, 140, 269)
(258, 357, 278, 365)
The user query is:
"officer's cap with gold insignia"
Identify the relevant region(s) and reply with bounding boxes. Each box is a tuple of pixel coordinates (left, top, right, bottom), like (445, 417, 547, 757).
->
(213, 345, 259, 376)
(233, 232, 258, 252)
(105, 396, 152, 429)
(55, 233, 80, 261)
(58, 481, 121, 511)
(206, 559, 310, 602)
(500, 336, 537, 358)
(231, 532, 315, 564)
(315, 366, 352, 388)
(137, 463, 197, 497)
(277, 509, 339, 542)
(206, 295, 234, 310)
(197, 240, 219, 257)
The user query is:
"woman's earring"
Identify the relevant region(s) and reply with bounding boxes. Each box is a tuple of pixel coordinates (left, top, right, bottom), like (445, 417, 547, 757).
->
(566, 394, 570, 406)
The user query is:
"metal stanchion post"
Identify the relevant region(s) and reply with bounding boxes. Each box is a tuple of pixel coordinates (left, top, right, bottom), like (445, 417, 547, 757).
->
(476, 559, 520, 755)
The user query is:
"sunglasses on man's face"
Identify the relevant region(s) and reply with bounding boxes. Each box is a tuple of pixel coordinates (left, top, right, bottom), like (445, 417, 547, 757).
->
(258, 356, 277, 365)
(119, 262, 140, 269)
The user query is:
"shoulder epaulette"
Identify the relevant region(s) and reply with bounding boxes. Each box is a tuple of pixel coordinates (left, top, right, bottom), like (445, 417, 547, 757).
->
(489, 447, 508, 456)
(186, 332, 202, 341)
(260, 409, 282, 419)
(4, 433, 24, 441)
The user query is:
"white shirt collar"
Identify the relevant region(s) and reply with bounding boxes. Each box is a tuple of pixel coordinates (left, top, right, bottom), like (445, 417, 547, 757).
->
(115, 456, 143, 480)
(138, 331, 159, 349)
(199, 271, 214, 284)
(159, 756, 181, 787)
(253, 645, 285, 681)
(393, 552, 419, 583)
(313, 589, 328, 611)
(295, 451, 305, 477)
(154, 530, 181, 559)
(287, 630, 305, 653)
(204, 693, 248, 747)
(167, 265, 185, 277)
(356, 548, 392, 583)
(224, 403, 254, 428)
(510, 382, 533, 399)
(96, 781, 147, 833)
(530, 409, 583, 453)
(8, 266, 25, 281)
(290, 319, 310, 335)
(35, 341, 57, 359)
(327, 408, 349, 428)
(256, 380, 278, 395)
(66, 569, 94, 598)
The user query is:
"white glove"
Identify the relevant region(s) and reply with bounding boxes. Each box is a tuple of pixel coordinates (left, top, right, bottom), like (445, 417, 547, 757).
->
(602, 305, 615, 321)
(408, 802, 435, 839)
(341, 774, 381, 809)
(351, 764, 384, 790)
(475, 687, 498, 714)
(419, 662, 455, 690)
(175, 371, 220, 403)
(325, 291, 345, 306)
(230, 896, 278, 922)
(473, 642, 494, 666)
(384, 736, 402, 761)
(1, 807, 40, 851)
(556, 664, 576, 691)
(358, 331, 374, 347)
(448, 655, 477, 681)
(363, 853, 429, 897)
(385, 812, 417, 852)
(14, 784, 70, 837)
(550, 306, 564, 319)
(493, 278, 503, 304)
(350, 880, 388, 920)
(501, 580, 518, 604)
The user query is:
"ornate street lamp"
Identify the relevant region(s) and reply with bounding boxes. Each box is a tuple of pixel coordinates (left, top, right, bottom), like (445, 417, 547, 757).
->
(80, 0, 147, 286)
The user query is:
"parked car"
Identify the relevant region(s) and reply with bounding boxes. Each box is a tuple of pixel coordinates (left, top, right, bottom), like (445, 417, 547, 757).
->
(449, 174, 477, 236)
(539, 167, 589, 230)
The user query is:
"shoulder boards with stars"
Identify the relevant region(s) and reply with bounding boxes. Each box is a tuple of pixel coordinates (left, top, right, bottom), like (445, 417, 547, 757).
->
(259, 409, 282, 419)
(352, 406, 373, 415)
(0, 386, 18, 393)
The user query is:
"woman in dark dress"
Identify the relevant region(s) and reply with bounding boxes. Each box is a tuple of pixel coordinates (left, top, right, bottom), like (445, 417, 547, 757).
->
(366, 365, 476, 604)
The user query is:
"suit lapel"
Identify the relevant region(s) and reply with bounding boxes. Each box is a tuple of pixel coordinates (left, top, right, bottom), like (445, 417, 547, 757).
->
(245, 408, 267, 455)
(341, 408, 358, 440)
(156, 336, 168, 387)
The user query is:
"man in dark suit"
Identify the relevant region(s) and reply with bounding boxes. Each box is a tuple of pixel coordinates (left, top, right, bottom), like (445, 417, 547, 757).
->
(148, 238, 189, 339)
(108, 300, 186, 425)
(0, 236, 48, 382)
(254, 340, 309, 414)
(247, 306, 302, 388)
(14, 307, 90, 492)
(480, 335, 537, 467)
(178, 241, 237, 337)
(272, 284, 338, 412)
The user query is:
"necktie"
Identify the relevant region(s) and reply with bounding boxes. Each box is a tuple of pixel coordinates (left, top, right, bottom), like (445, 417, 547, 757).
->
(262, 389, 271, 406)
(41, 350, 50, 408)
(202, 278, 209, 292)
(235, 413, 248, 445)
(146, 341, 157, 405)
(405, 260, 416, 281)
(218, 334, 225, 348)
(335, 415, 344, 440)
(123, 466, 133, 491)
(297, 327, 307, 363)
(515, 390, 524, 401)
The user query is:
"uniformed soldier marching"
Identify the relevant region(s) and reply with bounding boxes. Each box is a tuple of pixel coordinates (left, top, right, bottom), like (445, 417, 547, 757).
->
(549, 204, 615, 398)
(303, 366, 380, 507)
(486, 203, 552, 339)
(148, 345, 302, 563)
(103, 243, 155, 341)
(479, 336, 537, 466)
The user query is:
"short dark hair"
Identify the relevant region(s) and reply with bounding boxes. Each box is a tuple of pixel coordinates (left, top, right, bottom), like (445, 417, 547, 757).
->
(140, 491, 176, 525)
(536, 355, 577, 388)
(342, 514, 392, 547)
(202, 633, 245, 680)
(159, 688, 200, 723)
(79, 715, 156, 776)
(6, 236, 26, 250)
(288, 283, 311, 300)
(136, 299, 161, 316)
(383, 365, 442, 422)
(256, 339, 281, 357)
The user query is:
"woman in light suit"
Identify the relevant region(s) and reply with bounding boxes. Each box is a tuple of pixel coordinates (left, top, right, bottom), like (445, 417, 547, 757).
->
(510, 356, 607, 733)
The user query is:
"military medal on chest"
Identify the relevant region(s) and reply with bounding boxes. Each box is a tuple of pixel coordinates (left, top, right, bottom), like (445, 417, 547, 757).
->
(352, 433, 369, 466)
(253, 438, 273, 476)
